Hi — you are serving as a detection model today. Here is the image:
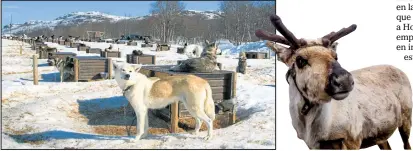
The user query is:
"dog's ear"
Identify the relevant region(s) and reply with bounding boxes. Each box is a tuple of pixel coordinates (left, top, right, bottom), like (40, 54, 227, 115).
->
(132, 64, 142, 72)
(211, 42, 217, 48)
(205, 40, 210, 45)
(113, 62, 119, 69)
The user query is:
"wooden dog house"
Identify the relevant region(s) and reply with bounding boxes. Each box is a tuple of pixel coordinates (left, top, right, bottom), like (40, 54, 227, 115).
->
(244, 52, 269, 59)
(117, 41, 127, 44)
(78, 45, 90, 52)
(37, 47, 57, 59)
(126, 54, 156, 65)
(59, 40, 65, 45)
(127, 41, 138, 46)
(70, 56, 112, 81)
(141, 43, 153, 48)
(64, 41, 71, 47)
(101, 51, 121, 58)
(70, 42, 80, 48)
(156, 44, 170, 51)
(86, 48, 102, 54)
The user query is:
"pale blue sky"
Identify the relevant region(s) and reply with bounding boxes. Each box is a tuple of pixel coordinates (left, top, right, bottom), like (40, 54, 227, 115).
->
(2, 1, 222, 27)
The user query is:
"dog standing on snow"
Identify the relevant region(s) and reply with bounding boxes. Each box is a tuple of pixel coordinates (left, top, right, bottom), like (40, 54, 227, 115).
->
(113, 63, 216, 141)
(49, 57, 74, 82)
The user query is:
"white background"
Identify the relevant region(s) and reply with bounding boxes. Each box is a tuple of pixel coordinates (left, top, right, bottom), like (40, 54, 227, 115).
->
(276, 0, 413, 150)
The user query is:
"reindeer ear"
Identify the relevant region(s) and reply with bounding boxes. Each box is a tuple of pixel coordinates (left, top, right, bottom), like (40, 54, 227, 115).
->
(266, 41, 294, 66)
(331, 42, 339, 52)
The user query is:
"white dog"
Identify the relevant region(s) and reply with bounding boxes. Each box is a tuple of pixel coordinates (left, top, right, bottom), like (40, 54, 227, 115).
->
(184, 42, 222, 58)
(113, 63, 216, 141)
(184, 44, 203, 58)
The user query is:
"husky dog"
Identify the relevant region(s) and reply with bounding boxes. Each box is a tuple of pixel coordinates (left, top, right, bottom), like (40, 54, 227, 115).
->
(170, 40, 219, 73)
(237, 52, 247, 74)
(113, 63, 216, 141)
(66, 36, 75, 42)
(52, 57, 74, 82)
(132, 50, 143, 56)
(144, 37, 150, 44)
(104, 45, 113, 52)
(35, 36, 43, 42)
(184, 41, 222, 58)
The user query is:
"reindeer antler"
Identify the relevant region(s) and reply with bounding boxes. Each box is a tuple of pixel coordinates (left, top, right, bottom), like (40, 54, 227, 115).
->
(255, 29, 291, 46)
(269, 15, 303, 49)
(256, 15, 356, 50)
(255, 15, 305, 50)
(321, 24, 357, 47)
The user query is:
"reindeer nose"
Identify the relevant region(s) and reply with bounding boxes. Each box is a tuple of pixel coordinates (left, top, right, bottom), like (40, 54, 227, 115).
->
(124, 74, 130, 80)
(325, 62, 354, 100)
(330, 70, 354, 91)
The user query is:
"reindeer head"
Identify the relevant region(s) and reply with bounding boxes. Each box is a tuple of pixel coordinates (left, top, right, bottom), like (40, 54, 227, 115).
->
(256, 15, 356, 103)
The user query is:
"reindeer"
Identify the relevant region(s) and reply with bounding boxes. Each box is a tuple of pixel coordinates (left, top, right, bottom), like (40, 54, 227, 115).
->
(256, 15, 412, 149)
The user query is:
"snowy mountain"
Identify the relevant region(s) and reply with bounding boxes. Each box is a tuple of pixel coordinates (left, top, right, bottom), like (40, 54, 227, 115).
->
(181, 10, 223, 19)
(2, 10, 222, 35)
(2, 11, 131, 34)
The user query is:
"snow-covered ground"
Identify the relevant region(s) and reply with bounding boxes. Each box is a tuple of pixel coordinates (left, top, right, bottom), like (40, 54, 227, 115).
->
(277, 0, 413, 150)
(1, 39, 275, 149)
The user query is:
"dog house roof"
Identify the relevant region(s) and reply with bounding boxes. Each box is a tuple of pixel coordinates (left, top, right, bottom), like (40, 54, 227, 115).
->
(72, 56, 106, 60)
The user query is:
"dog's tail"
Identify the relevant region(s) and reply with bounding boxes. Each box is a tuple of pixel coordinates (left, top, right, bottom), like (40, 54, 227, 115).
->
(204, 83, 216, 120)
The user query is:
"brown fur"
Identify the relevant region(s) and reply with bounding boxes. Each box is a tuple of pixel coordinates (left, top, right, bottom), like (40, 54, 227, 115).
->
(149, 75, 208, 99)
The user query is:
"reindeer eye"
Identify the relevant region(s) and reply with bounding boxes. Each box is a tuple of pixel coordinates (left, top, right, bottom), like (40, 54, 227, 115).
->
(296, 56, 309, 69)
(335, 56, 338, 60)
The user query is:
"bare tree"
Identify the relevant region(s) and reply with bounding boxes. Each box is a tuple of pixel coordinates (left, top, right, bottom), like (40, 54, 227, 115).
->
(150, 1, 185, 43)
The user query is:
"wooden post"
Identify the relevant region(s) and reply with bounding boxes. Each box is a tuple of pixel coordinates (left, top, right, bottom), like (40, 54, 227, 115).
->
(153, 55, 157, 65)
(74, 59, 79, 82)
(33, 55, 38, 85)
(108, 58, 112, 79)
(229, 72, 237, 124)
(20, 45, 22, 55)
(170, 102, 179, 133)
